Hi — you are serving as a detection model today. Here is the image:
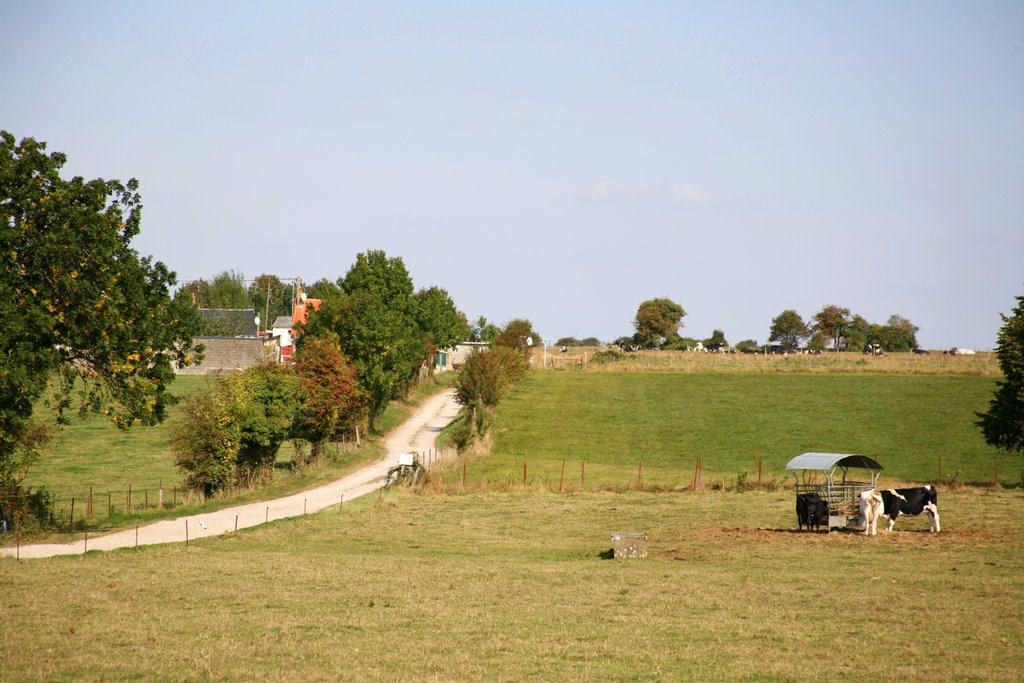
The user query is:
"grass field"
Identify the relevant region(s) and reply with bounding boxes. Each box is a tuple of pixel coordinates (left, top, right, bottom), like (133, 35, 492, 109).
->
(3, 359, 1023, 680)
(12, 375, 452, 535)
(435, 370, 1010, 491)
(1, 489, 1021, 681)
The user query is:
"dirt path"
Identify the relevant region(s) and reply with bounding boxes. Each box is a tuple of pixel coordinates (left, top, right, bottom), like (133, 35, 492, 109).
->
(2, 389, 460, 560)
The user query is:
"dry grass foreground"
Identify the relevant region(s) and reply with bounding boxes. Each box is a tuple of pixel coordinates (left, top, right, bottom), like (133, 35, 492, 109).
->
(2, 487, 1022, 681)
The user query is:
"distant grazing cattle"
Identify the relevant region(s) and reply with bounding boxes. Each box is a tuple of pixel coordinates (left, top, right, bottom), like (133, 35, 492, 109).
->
(859, 486, 940, 534)
(859, 489, 885, 536)
(880, 486, 940, 532)
(796, 492, 829, 531)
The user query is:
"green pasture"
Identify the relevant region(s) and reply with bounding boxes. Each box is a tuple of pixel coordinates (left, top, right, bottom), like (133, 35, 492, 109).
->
(2, 489, 1021, 681)
(439, 372, 1010, 490)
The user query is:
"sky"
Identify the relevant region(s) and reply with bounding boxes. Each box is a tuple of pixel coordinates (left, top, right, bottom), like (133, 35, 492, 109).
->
(3, 1, 1022, 350)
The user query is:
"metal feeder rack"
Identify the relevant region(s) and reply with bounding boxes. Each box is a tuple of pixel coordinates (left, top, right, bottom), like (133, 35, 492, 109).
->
(785, 452, 883, 529)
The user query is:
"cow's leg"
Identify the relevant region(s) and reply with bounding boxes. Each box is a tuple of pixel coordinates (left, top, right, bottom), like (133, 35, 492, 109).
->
(885, 513, 897, 532)
(925, 503, 940, 532)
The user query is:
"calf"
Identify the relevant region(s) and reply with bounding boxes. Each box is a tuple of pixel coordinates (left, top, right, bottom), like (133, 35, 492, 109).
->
(880, 486, 940, 532)
(859, 489, 884, 536)
(796, 493, 829, 531)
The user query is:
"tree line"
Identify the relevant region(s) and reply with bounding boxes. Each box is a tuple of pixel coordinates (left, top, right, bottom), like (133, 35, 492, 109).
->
(609, 298, 920, 353)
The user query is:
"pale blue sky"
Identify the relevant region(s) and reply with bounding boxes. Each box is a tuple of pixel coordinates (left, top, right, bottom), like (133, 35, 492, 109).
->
(3, 1, 1022, 349)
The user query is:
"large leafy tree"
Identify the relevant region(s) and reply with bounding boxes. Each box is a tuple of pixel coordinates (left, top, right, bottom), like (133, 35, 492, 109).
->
(977, 292, 1024, 456)
(768, 310, 807, 351)
(306, 251, 426, 427)
(292, 339, 367, 464)
(1, 131, 203, 480)
(633, 298, 686, 348)
(413, 285, 469, 351)
(811, 305, 852, 351)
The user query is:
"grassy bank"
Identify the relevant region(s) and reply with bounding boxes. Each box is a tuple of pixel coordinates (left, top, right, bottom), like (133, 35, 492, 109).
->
(2, 489, 1021, 681)
(435, 371, 1009, 490)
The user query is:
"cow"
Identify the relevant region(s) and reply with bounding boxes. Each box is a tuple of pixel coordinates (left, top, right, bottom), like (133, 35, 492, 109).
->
(796, 492, 829, 531)
(879, 486, 940, 532)
(859, 486, 940, 534)
(859, 489, 884, 536)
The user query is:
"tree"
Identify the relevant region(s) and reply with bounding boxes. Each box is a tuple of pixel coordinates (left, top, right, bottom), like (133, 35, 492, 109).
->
(494, 319, 540, 356)
(768, 310, 807, 351)
(219, 363, 298, 481)
(469, 316, 500, 343)
(735, 339, 759, 353)
(811, 305, 852, 351)
(846, 314, 871, 353)
(703, 329, 729, 349)
(1, 131, 203, 492)
(977, 292, 1024, 456)
(292, 339, 367, 465)
(454, 346, 528, 409)
(305, 251, 426, 427)
(249, 274, 291, 331)
(633, 298, 686, 348)
(878, 314, 919, 351)
(413, 286, 469, 351)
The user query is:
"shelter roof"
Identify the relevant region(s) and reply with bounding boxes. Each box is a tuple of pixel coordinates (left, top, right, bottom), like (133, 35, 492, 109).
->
(784, 452, 883, 472)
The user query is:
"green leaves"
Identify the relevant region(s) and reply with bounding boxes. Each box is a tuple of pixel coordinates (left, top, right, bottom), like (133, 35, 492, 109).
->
(977, 293, 1024, 454)
(1, 131, 203, 472)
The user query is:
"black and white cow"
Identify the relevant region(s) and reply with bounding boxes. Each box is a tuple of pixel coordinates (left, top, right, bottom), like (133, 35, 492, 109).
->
(859, 486, 940, 534)
(880, 486, 940, 533)
(796, 492, 829, 531)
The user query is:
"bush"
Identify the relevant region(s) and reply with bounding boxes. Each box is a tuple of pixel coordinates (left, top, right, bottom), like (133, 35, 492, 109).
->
(454, 347, 527, 408)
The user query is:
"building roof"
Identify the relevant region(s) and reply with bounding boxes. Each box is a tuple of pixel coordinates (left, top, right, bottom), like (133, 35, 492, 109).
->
(198, 308, 257, 337)
(272, 315, 293, 330)
(785, 453, 883, 472)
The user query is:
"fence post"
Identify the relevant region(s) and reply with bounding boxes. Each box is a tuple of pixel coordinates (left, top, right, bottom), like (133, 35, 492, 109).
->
(173, 486, 177, 508)
(185, 519, 189, 547)
(523, 462, 527, 486)
(127, 483, 132, 514)
(69, 497, 75, 530)
(235, 514, 239, 532)
(83, 531, 87, 556)
(462, 461, 467, 488)
(135, 525, 139, 549)
(88, 486, 93, 517)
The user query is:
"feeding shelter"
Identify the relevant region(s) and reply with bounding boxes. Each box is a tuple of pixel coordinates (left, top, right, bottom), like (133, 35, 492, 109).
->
(785, 453, 883, 529)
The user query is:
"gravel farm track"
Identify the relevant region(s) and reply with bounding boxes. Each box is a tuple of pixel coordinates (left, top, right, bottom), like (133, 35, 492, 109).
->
(1, 389, 460, 560)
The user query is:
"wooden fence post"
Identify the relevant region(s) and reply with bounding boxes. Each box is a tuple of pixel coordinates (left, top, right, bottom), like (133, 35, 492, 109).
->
(88, 486, 93, 517)
(83, 531, 87, 556)
(559, 459, 565, 493)
(185, 519, 189, 547)
(523, 462, 527, 485)
(127, 483, 132, 514)
(757, 458, 762, 486)
(108, 493, 112, 517)
(135, 525, 139, 549)
(462, 461, 467, 488)
(69, 497, 75, 530)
